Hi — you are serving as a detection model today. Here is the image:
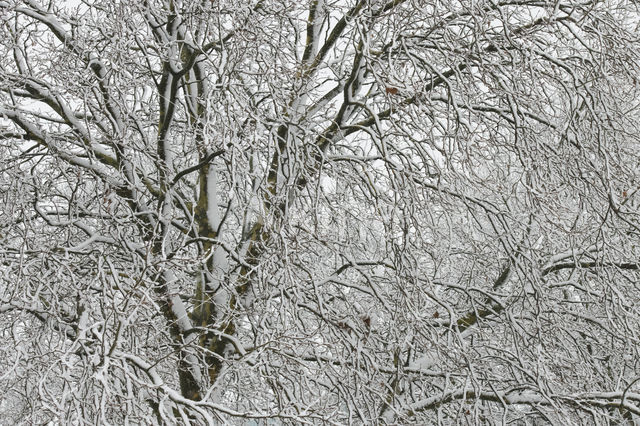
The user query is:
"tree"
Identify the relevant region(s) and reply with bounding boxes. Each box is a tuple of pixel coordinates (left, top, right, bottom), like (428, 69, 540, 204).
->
(1, 0, 640, 423)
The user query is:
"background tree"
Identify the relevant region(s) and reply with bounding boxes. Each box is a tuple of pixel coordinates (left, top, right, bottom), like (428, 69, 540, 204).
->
(1, 0, 640, 423)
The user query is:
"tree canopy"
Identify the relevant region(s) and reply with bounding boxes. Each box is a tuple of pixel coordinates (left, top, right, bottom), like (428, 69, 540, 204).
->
(1, 0, 640, 423)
